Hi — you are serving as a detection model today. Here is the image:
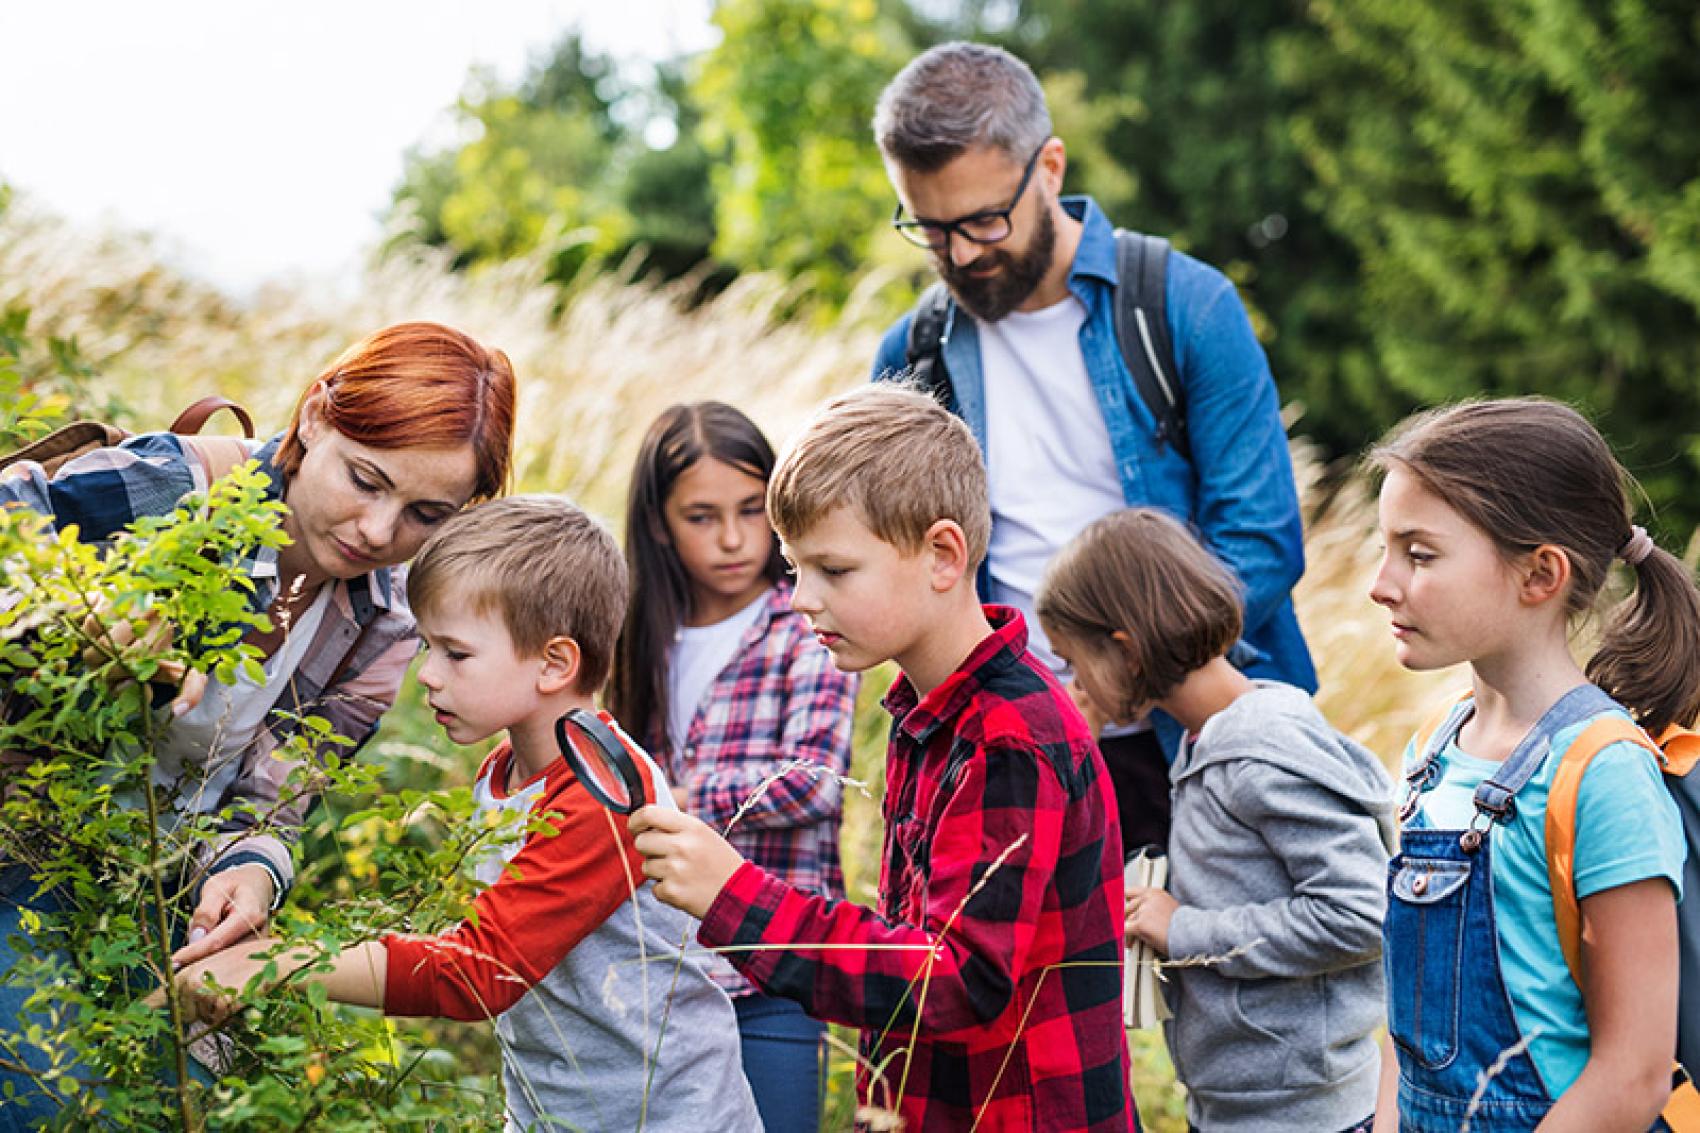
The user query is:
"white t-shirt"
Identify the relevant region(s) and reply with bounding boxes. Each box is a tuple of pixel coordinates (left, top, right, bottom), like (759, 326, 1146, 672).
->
(980, 297, 1126, 677)
(665, 589, 770, 758)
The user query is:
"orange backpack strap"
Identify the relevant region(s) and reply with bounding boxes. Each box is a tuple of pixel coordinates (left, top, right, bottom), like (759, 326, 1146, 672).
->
(1657, 724, 1700, 777)
(1665, 1070, 1700, 1131)
(1544, 715, 1662, 987)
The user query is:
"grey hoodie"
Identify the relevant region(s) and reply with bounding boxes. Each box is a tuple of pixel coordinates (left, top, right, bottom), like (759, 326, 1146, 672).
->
(1160, 682, 1394, 1133)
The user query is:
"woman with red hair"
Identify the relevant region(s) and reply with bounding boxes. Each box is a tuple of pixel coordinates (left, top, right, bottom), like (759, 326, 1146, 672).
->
(0, 322, 515, 1125)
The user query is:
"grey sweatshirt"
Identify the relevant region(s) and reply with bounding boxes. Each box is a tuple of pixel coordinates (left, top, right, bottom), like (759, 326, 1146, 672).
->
(1160, 682, 1394, 1133)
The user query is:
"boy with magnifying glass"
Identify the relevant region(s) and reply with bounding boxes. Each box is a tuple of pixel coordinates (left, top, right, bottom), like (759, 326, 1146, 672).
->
(632, 385, 1136, 1132)
(165, 495, 761, 1132)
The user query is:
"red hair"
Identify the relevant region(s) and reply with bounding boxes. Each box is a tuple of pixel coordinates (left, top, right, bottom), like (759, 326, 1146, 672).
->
(275, 322, 516, 501)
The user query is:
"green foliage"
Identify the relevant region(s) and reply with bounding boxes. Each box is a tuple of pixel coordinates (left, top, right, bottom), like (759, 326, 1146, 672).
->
(695, 0, 916, 306)
(0, 305, 125, 449)
(0, 461, 507, 1128)
(1286, 0, 1700, 529)
(387, 33, 719, 289)
(945, 0, 1372, 453)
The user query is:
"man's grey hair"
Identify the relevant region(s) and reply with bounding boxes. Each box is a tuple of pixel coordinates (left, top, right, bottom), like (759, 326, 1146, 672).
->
(874, 42, 1051, 173)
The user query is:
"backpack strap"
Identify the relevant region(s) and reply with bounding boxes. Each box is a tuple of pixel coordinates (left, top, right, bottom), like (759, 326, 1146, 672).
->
(1545, 715, 1662, 986)
(1667, 1072, 1700, 1131)
(903, 281, 956, 408)
(1536, 712, 1700, 1130)
(170, 396, 255, 438)
(1112, 229, 1188, 459)
(1658, 723, 1700, 777)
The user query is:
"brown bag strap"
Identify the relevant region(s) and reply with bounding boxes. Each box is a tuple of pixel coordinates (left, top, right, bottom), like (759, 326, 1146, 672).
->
(170, 397, 254, 438)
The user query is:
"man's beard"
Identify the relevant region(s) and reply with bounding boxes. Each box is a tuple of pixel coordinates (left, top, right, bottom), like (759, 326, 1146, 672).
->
(938, 202, 1057, 323)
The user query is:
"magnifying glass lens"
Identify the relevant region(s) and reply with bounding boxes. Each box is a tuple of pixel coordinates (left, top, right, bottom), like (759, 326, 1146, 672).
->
(556, 709, 647, 815)
(573, 739, 634, 810)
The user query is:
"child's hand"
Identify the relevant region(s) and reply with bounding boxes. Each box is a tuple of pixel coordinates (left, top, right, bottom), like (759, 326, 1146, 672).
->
(147, 942, 272, 1025)
(1065, 678, 1107, 738)
(1125, 885, 1178, 955)
(629, 805, 746, 919)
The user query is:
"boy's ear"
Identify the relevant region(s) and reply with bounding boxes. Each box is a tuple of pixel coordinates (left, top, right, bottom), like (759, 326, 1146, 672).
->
(923, 518, 972, 593)
(1519, 544, 1572, 608)
(537, 635, 583, 695)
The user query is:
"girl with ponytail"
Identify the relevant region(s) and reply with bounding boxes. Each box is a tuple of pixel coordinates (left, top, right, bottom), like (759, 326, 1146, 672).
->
(1368, 397, 1699, 1132)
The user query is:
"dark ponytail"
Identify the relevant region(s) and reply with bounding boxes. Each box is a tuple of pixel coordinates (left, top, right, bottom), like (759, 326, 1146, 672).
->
(1589, 539, 1700, 735)
(1372, 397, 1700, 734)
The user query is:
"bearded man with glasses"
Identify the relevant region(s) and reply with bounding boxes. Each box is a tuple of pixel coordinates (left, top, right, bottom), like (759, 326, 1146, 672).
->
(871, 42, 1316, 857)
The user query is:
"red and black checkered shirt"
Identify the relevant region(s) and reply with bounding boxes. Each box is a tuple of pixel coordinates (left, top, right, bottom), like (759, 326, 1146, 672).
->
(699, 607, 1137, 1132)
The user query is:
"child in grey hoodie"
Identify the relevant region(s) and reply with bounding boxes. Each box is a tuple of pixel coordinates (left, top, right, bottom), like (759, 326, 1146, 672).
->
(1038, 508, 1394, 1133)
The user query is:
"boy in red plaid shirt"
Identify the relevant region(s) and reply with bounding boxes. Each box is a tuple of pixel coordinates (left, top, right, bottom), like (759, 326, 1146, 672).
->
(631, 385, 1137, 1132)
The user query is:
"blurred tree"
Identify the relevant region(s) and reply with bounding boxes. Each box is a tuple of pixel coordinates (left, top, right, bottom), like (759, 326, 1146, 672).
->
(1287, 0, 1700, 526)
(695, 0, 917, 306)
(387, 33, 719, 286)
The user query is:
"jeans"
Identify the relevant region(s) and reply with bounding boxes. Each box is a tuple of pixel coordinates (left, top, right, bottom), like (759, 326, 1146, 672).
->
(0, 864, 74, 1132)
(735, 993, 825, 1133)
(1, 864, 208, 1132)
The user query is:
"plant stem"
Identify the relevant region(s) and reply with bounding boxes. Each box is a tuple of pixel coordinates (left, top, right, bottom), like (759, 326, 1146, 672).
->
(140, 766, 201, 1133)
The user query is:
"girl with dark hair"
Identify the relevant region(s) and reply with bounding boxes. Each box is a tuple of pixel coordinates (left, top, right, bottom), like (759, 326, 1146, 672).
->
(608, 401, 856, 1133)
(1370, 397, 1700, 1132)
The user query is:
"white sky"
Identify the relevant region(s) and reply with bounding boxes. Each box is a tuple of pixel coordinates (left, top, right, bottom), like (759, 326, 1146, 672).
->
(0, 1, 716, 296)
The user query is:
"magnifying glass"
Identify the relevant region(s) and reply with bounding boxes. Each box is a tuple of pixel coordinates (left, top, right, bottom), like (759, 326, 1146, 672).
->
(555, 708, 648, 815)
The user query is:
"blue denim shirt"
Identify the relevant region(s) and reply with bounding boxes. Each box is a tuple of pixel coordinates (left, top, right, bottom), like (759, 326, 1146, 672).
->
(873, 196, 1316, 694)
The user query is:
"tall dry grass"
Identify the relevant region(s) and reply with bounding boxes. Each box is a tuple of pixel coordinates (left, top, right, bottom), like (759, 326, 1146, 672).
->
(1, 197, 1463, 1130)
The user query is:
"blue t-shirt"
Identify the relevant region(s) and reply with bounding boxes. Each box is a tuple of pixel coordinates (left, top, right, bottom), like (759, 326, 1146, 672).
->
(1406, 711, 1685, 1097)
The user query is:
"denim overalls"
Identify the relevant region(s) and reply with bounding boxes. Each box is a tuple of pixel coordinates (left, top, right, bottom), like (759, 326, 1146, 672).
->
(1386, 684, 1670, 1132)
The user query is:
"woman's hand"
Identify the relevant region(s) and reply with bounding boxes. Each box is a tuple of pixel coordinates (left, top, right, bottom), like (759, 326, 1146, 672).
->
(629, 805, 747, 919)
(1125, 885, 1178, 954)
(79, 598, 208, 716)
(171, 863, 274, 967)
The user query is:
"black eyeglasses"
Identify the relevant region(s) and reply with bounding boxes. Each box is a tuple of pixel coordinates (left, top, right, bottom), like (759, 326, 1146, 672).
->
(891, 141, 1049, 252)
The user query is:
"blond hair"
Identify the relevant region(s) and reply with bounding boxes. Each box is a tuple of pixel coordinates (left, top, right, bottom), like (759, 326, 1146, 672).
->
(407, 495, 628, 693)
(768, 383, 990, 565)
(1036, 508, 1243, 714)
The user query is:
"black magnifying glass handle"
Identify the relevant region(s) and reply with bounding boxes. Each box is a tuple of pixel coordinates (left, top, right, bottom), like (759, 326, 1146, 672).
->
(555, 708, 648, 815)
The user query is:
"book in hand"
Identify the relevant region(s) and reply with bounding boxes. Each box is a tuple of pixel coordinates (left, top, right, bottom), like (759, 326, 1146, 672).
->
(1123, 847, 1171, 1030)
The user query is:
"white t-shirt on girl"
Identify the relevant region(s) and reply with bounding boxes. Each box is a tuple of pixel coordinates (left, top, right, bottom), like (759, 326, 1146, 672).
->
(665, 588, 771, 758)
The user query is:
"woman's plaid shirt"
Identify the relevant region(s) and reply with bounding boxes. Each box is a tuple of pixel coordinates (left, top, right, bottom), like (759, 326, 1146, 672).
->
(699, 608, 1137, 1131)
(0, 433, 416, 899)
